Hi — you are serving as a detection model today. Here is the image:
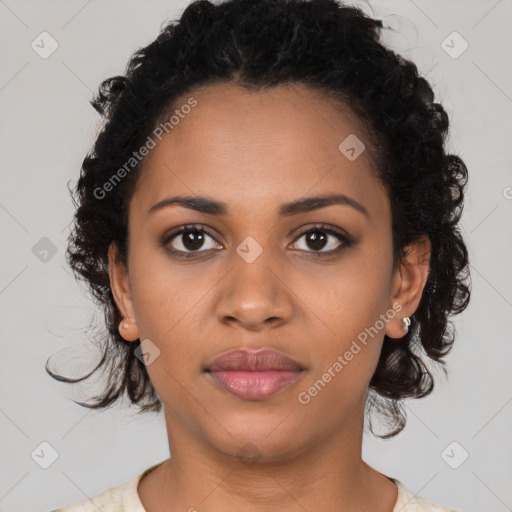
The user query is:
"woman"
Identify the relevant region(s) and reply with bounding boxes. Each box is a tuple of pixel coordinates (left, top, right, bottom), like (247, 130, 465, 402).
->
(48, 0, 470, 510)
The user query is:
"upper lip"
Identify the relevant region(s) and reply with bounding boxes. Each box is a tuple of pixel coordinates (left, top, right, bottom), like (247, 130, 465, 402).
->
(205, 348, 305, 372)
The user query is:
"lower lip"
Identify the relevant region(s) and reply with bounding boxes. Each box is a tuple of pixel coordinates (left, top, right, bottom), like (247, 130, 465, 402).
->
(207, 370, 303, 400)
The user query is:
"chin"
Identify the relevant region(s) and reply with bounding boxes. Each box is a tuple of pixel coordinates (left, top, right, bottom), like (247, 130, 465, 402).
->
(205, 418, 310, 464)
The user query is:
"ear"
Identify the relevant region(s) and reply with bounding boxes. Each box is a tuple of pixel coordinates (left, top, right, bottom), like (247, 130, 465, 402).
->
(386, 235, 431, 339)
(108, 242, 139, 341)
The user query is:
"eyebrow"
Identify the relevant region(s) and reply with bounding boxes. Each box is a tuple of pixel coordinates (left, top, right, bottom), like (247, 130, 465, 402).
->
(147, 193, 369, 219)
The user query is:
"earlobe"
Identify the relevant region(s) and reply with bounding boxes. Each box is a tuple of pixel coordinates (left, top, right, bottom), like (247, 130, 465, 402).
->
(386, 301, 411, 340)
(118, 318, 140, 342)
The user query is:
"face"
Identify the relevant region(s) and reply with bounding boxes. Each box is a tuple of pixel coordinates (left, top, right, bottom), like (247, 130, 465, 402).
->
(109, 82, 430, 462)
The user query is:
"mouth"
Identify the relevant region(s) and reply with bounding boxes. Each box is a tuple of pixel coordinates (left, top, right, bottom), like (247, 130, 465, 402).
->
(204, 348, 306, 401)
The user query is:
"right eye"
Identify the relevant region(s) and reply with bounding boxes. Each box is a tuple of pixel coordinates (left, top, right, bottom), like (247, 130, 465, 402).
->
(162, 224, 223, 256)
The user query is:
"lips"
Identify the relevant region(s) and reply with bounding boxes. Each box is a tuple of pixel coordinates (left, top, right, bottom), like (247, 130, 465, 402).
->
(204, 349, 306, 400)
(206, 348, 305, 372)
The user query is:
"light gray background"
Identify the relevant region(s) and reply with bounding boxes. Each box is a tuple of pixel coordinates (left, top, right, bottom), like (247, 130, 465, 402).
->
(1, 1, 511, 511)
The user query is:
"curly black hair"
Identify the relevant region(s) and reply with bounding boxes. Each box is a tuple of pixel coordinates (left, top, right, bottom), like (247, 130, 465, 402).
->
(46, 0, 471, 438)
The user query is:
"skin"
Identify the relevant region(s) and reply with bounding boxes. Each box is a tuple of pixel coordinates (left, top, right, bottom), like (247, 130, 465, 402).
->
(109, 82, 431, 512)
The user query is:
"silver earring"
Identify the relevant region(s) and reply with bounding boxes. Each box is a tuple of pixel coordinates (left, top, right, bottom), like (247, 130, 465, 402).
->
(402, 316, 411, 334)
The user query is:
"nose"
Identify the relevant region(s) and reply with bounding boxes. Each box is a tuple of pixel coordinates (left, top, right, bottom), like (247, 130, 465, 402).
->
(214, 245, 294, 331)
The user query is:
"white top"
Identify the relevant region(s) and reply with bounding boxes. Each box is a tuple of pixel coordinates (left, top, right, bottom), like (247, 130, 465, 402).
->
(50, 461, 458, 512)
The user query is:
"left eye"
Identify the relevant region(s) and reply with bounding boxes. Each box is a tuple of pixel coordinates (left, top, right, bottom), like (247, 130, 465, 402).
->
(290, 225, 351, 254)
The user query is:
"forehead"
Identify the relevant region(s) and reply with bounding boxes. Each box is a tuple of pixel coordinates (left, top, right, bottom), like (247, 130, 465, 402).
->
(130, 82, 388, 221)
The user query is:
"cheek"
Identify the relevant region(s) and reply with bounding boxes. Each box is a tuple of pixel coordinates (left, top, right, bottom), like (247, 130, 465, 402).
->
(297, 322, 385, 419)
(127, 275, 199, 396)
(128, 249, 208, 335)
(302, 264, 390, 397)
(315, 263, 389, 342)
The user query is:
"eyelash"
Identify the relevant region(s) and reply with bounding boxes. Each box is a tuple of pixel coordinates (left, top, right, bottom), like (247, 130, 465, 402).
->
(162, 223, 353, 259)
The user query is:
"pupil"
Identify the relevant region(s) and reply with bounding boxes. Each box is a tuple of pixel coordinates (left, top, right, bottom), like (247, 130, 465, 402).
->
(183, 230, 204, 251)
(307, 230, 327, 250)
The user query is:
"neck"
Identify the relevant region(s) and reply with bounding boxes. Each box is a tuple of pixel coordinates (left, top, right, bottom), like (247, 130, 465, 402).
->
(138, 400, 398, 512)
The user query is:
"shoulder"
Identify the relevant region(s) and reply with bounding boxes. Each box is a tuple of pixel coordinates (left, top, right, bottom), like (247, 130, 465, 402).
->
(49, 461, 165, 512)
(48, 480, 128, 512)
(391, 478, 460, 512)
(48, 479, 131, 512)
